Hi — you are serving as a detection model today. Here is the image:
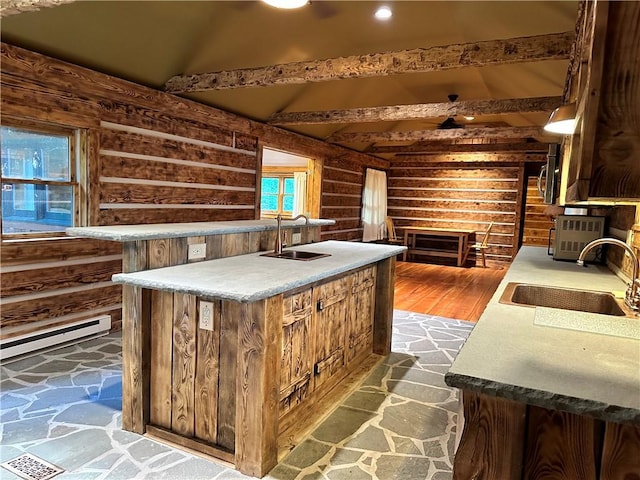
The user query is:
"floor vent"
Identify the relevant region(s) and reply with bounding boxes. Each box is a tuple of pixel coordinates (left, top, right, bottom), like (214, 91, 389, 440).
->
(0, 315, 111, 362)
(0, 453, 64, 480)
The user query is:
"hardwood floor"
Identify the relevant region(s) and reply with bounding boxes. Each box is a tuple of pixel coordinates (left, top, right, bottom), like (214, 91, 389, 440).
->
(393, 261, 507, 322)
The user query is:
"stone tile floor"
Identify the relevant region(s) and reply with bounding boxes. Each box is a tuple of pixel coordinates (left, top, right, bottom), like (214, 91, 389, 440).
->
(0, 310, 473, 480)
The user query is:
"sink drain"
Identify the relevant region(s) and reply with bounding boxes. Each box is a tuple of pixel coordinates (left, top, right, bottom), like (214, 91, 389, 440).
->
(0, 453, 64, 480)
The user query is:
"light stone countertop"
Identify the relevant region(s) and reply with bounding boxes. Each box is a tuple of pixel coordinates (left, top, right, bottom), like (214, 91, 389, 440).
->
(445, 246, 640, 425)
(112, 240, 406, 303)
(66, 218, 335, 241)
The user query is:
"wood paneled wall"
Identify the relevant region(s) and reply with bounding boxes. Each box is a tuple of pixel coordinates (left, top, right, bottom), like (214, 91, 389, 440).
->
(320, 155, 386, 241)
(523, 177, 555, 248)
(388, 155, 545, 265)
(0, 43, 387, 338)
(1, 238, 123, 334)
(605, 205, 639, 280)
(96, 122, 258, 225)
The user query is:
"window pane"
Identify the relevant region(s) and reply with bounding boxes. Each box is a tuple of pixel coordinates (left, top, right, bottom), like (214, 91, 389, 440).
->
(12, 183, 35, 211)
(1, 182, 73, 234)
(261, 193, 278, 211)
(282, 194, 294, 213)
(46, 184, 74, 215)
(261, 177, 279, 194)
(284, 177, 295, 194)
(1, 127, 70, 181)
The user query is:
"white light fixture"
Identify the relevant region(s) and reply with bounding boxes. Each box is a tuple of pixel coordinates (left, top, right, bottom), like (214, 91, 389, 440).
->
(544, 103, 577, 135)
(375, 5, 393, 20)
(262, 0, 308, 9)
(463, 115, 475, 121)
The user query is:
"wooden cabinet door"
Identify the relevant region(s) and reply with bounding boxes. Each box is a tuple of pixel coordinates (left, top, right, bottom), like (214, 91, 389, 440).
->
(280, 289, 313, 417)
(313, 275, 349, 390)
(347, 266, 376, 364)
(560, 1, 640, 203)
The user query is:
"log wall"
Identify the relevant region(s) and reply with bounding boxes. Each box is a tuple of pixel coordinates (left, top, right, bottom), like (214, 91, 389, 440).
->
(388, 155, 545, 265)
(321, 155, 371, 241)
(523, 177, 555, 248)
(0, 43, 387, 338)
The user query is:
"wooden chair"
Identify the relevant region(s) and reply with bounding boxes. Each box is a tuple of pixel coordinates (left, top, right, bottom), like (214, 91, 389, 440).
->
(385, 216, 404, 245)
(463, 222, 494, 267)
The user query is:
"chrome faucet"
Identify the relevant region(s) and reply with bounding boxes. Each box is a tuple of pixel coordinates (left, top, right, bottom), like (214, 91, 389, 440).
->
(577, 237, 639, 312)
(274, 214, 310, 254)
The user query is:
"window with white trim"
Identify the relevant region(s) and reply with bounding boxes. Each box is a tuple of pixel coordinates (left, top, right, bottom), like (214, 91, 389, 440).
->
(1, 122, 79, 236)
(261, 174, 295, 217)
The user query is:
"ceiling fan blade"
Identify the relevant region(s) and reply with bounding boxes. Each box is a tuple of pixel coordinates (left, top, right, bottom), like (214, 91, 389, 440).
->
(438, 117, 464, 129)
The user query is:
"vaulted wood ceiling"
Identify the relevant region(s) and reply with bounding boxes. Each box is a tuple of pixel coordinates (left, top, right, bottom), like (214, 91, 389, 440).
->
(0, 0, 579, 156)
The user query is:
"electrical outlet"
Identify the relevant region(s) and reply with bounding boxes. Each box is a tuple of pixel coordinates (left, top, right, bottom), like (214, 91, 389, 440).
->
(292, 232, 302, 245)
(188, 243, 206, 260)
(199, 301, 214, 331)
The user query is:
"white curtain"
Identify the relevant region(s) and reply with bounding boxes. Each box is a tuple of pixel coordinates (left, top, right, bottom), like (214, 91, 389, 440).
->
(361, 168, 387, 242)
(293, 171, 307, 216)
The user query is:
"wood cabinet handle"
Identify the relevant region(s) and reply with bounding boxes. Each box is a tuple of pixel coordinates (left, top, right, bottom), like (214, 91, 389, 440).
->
(316, 293, 347, 311)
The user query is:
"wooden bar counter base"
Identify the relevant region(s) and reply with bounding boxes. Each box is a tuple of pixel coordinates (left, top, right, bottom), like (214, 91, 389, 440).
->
(114, 240, 404, 478)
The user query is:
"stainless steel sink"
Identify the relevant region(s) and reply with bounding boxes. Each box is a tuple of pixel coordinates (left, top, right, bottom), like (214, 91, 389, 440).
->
(500, 282, 627, 316)
(260, 250, 330, 261)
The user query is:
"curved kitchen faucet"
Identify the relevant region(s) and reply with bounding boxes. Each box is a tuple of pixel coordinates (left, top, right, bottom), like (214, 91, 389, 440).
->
(578, 238, 639, 312)
(274, 214, 310, 254)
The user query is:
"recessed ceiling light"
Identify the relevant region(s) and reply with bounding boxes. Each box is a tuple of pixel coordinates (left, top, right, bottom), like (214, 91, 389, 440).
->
(463, 116, 475, 121)
(262, 0, 308, 9)
(375, 6, 393, 20)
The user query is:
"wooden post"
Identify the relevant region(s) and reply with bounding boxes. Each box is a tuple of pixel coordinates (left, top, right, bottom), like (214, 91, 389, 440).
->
(121, 240, 151, 433)
(234, 296, 283, 477)
(373, 257, 395, 355)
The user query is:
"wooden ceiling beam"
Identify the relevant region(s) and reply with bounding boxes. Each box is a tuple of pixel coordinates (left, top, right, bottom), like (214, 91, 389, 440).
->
(268, 96, 562, 125)
(164, 32, 574, 93)
(328, 126, 551, 144)
(368, 142, 552, 155)
(0, 0, 75, 17)
(390, 152, 547, 163)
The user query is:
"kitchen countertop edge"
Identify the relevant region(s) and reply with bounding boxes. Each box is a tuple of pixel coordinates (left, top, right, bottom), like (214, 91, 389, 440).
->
(444, 372, 640, 425)
(66, 219, 335, 241)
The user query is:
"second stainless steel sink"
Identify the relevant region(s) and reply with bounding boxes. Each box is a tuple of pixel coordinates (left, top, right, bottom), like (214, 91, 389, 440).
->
(500, 282, 627, 316)
(261, 250, 330, 261)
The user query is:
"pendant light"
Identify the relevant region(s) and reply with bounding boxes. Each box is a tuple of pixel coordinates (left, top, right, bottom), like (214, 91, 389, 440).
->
(544, 103, 577, 135)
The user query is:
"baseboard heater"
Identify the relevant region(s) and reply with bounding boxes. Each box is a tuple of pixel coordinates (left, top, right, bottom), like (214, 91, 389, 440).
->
(0, 315, 111, 362)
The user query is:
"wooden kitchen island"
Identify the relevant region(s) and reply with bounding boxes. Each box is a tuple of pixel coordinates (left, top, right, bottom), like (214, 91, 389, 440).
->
(112, 240, 406, 477)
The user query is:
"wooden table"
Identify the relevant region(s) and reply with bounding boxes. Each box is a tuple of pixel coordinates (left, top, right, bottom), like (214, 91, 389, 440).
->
(402, 227, 475, 266)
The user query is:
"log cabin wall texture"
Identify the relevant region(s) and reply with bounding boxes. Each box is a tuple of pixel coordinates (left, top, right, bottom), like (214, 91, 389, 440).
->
(388, 156, 545, 265)
(321, 155, 368, 241)
(523, 177, 555, 248)
(0, 43, 387, 336)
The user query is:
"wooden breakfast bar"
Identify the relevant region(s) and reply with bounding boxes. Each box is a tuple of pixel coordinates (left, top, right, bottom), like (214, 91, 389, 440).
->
(402, 227, 475, 266)
(111, 240, 406, 477)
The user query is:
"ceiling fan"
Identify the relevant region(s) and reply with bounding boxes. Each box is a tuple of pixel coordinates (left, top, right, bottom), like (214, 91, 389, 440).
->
(437, 94, 465, 129)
